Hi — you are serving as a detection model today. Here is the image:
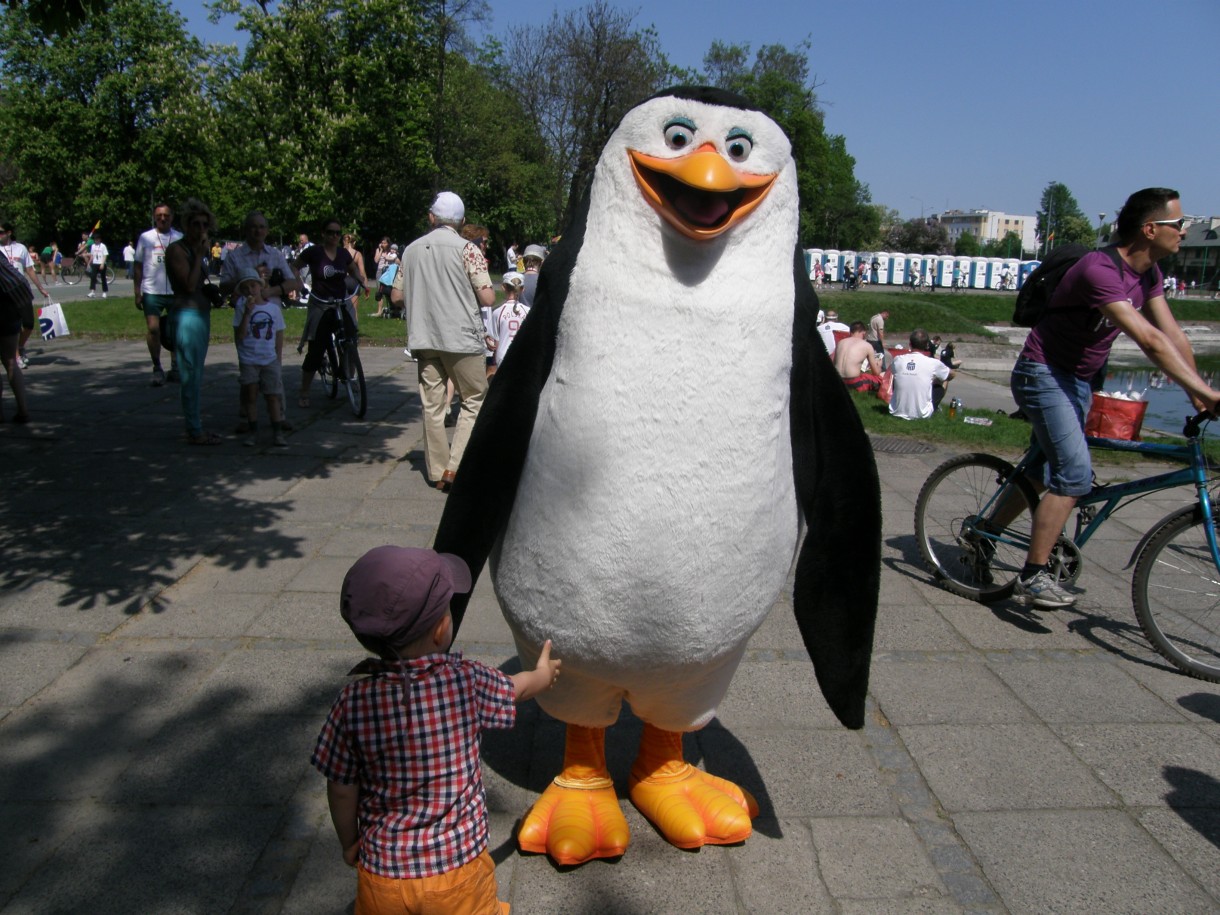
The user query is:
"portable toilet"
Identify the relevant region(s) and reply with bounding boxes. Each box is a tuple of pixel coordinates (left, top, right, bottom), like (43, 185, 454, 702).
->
(806, 248, 824, 281)
(986, 257, 1004, 289)
(904, 256, 923, 285)
(1019, 260, 1041, 288)
(824, 249, 841, 282)
(875, 252, 891, 284)
(954, 257, 972, 288)
(924, 258, 937, 287)
(840, 250, 857, 283)
(969, 259, 988, 288)
(936, 255, 955, 287)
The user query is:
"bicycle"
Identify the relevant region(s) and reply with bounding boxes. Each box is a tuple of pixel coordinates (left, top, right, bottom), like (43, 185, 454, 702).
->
(914, 411, 1220, 682)
(309, 294, 367, 418)
(60, 258, 114, 287)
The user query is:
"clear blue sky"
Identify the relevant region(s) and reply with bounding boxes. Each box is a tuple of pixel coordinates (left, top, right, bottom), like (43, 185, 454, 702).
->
(180, 0, 1220, 223)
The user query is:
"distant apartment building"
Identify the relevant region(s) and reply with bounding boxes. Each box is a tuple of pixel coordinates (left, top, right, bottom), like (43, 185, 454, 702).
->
(936, 209, 1037, 255)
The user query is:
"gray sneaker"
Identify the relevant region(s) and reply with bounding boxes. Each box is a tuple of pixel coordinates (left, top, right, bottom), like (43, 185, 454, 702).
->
(273, 431, 289, 448)
(1014, 569, 1077, 609)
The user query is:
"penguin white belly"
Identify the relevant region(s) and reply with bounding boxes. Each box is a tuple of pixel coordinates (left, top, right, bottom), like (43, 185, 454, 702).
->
(492, 256, 801, 692)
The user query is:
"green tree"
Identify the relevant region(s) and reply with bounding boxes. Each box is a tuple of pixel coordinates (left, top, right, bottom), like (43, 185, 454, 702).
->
(980, 230, 1025, 259)
(0, 0, 222, 248)
(208, 0, 438, 242)
(700, 40, 877, 249)
(954, 231, 980, 257)
(1037, 181, 1094, 253)
(882, 218, 950, 255)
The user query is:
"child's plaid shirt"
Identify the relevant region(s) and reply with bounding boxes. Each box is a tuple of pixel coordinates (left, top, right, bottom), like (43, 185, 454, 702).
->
(311, 651, 516, 878)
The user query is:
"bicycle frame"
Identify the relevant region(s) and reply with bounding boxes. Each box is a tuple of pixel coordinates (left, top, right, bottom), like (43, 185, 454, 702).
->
(987, 419, 1220, 570)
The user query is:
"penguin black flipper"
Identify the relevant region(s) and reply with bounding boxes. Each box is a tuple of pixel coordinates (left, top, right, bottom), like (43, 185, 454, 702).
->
(788, 248, 880, 729)
(433, 197, 591, 638)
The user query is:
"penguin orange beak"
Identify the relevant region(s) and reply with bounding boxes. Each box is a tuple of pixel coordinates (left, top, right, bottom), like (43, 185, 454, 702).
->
(628, 144, 777, 240)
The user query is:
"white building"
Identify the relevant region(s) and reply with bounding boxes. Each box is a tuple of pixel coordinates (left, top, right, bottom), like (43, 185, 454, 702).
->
(937, 209, 1037, 256)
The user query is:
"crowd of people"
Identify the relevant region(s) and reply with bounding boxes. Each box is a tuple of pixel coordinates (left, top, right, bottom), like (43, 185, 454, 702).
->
(1, 194, 551, 447)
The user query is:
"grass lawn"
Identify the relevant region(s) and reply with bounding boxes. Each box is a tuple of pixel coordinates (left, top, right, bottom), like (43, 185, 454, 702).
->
(54, 293, 410, 347)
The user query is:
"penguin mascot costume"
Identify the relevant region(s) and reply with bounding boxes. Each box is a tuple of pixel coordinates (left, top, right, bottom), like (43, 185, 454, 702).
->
(434, 86, 880, 866)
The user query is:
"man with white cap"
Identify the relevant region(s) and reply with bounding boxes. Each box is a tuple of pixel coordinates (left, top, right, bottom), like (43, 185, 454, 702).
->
(399, 191, 496, 491)
(519, 243, 546, 308)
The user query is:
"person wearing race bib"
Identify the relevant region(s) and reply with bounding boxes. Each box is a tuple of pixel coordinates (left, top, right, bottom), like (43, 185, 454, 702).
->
(0, 221, 48, 370)
(134, 204, 184, 386)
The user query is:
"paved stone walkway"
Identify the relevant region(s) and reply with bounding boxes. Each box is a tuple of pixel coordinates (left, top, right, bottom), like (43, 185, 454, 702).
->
(2, 337, 1219, 913)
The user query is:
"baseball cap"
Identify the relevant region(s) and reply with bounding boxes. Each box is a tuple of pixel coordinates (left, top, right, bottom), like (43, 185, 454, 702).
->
(523, 244, 546, 261)
(390, 243, 398, 251)
(502, 271, 524, 289)
(236, 267, 262, 293)
(430, 191, 465, 222)
(341, 546, 472, 649)
(825, 310, 839, 321)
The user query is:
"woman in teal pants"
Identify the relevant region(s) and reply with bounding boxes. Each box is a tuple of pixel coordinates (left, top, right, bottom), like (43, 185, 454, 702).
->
(166, 198, 220, 445)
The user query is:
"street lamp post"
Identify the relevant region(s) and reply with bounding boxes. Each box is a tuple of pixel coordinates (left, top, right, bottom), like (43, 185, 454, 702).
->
(910, 196, 925, 220)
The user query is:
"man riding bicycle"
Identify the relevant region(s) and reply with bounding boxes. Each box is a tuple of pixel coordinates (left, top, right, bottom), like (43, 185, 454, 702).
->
(1009, 187, 1220, 609)
(295, 217, 369, 407)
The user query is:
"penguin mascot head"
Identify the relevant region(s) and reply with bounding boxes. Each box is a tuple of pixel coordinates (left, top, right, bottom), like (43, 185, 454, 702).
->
(433, 86, 880, 865)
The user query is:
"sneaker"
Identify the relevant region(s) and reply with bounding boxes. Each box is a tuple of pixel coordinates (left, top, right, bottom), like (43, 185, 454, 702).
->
(102, 292, 108, 299)
(17, 354, 29, 370)
(151, 368, 165, 386)
(273, 431, 289, 447)
(1014, 569, 1077, 610)
(403, 348, 413, 359)
(166, 368, 180, 384)
(242, 436, 256, 448)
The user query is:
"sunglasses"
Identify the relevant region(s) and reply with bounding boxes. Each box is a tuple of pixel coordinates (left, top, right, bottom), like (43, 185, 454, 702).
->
(1148, 218, 1187, 231)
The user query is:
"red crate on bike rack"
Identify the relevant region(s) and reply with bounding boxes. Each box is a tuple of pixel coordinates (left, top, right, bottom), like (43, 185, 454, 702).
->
(1086, 394, 1148, 441)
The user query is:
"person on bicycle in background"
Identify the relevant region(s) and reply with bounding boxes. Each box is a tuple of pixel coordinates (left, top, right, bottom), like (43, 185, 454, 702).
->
(295, 218, 368, 408)
(1010, 187, 1220, 609)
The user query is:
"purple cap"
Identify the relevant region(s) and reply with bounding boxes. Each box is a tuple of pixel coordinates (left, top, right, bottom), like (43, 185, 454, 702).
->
(340, 547, 472, 647)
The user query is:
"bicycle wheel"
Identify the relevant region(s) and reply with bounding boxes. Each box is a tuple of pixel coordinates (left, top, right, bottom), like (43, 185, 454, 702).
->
(1132, 508, 1220, 682)
(62, 263, 82, 285)
(342, 343, 367, 418)
(321, 341, 339, 399)
(914, 453, 1039, 602)
(102, 265, 115, 285)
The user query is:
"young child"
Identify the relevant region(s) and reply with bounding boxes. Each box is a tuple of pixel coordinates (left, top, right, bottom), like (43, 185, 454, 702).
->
(231, 267, 287, 446)
(485, 272, 529, 376)
(312, 546, 561, 914)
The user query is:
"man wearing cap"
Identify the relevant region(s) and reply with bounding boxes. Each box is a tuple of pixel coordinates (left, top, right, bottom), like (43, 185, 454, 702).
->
(817, 309, 850, 358)
(311, 546, 560, 912)
(399, 191, 496, 491)
(519, 243, 546, 308)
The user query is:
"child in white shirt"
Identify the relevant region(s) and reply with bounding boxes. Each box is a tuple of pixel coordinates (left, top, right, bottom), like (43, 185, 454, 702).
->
(232, 268, 288, 446)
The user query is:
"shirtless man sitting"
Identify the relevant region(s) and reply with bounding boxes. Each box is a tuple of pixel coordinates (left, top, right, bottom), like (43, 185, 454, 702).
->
(834, 321, 884, 393)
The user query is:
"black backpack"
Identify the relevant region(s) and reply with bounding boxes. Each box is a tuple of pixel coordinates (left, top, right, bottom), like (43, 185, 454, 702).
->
(1012, 245, 1127, 327)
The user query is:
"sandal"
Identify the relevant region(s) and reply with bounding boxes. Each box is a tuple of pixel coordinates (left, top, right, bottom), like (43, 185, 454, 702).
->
(186, 431, 222, 446)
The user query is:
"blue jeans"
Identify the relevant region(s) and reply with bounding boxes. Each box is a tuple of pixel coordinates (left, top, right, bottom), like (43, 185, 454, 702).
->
(1010, 357, 1093, 497)
(175, 307, 211, 437)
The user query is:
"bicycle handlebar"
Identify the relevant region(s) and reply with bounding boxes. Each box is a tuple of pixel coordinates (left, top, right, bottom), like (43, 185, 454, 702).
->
(1184, 411, 1211, 438)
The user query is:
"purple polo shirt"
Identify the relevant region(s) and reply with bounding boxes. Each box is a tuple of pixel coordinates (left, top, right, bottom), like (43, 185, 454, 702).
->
(1020, 251, 1162, 380)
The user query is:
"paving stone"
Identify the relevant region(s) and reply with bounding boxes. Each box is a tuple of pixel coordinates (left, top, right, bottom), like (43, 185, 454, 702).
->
(956, 809, 1214, 913)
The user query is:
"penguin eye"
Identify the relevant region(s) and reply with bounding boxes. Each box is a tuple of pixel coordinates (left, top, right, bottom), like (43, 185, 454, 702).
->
(725, 128, 754, 162)
(663, 118, 696, 151)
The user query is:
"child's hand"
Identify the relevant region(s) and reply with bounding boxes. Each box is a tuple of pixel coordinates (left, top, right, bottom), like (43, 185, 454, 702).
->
(513, 639, 561, 702)
(342, 840, 359, 868)
(535, 639, 561, 688)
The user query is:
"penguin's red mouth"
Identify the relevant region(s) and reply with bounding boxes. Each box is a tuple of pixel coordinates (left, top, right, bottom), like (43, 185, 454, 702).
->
(629, 146, 776, 241)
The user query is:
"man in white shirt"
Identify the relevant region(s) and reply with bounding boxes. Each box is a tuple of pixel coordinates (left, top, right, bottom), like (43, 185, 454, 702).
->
(816, 309, 850, 357)
(0, 221, 49, 369)
(87, 233, 110, 298)
(123, 240, 136, 278)
(134, 204, 183, 385)
(889, 328, 954, 420)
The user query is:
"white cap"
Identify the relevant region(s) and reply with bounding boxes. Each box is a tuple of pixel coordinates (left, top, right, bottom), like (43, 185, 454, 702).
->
(430, 191, 465, 222)
(502, 271, 524, 289)
(523, 244, 546, 261)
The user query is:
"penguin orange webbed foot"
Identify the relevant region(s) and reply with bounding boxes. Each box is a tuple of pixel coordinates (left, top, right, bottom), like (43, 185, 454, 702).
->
(628, 764, 757, 849)
(518, 775, 629, 866)
(628, 722, 758, 849)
